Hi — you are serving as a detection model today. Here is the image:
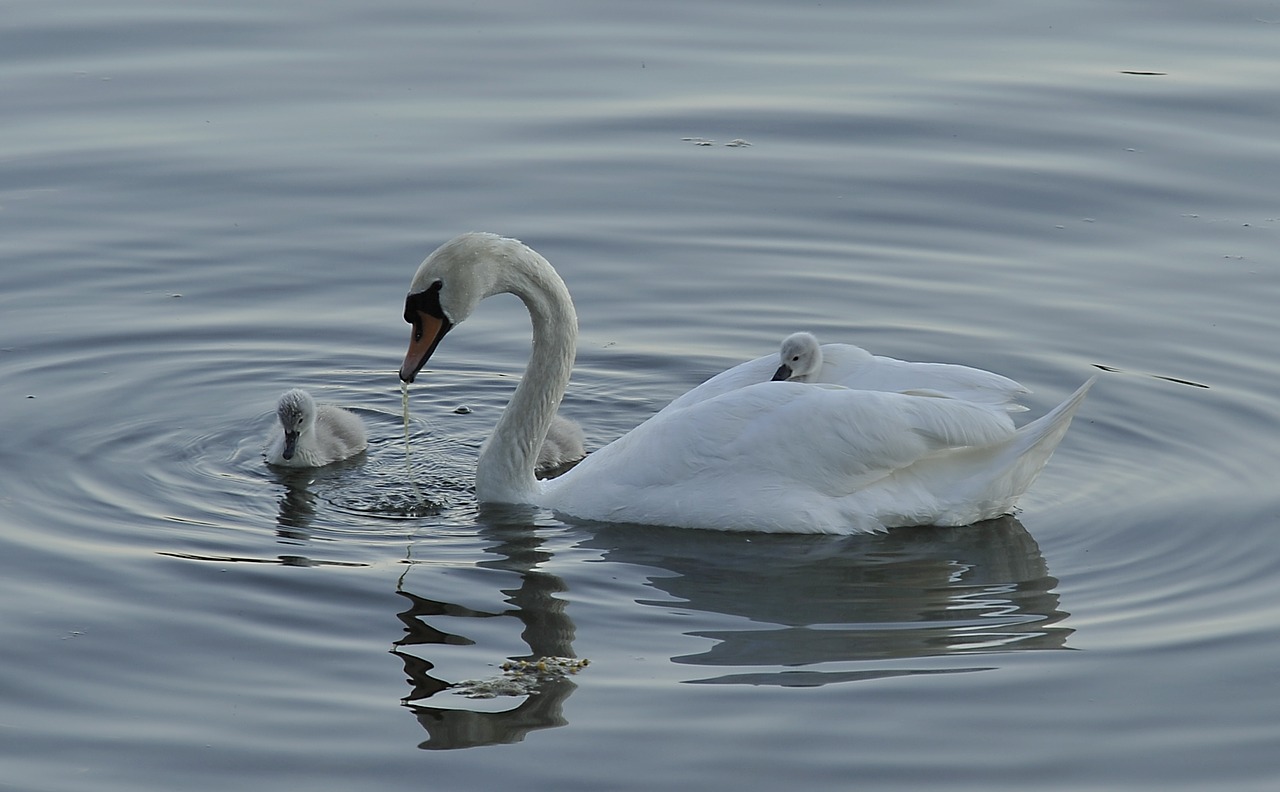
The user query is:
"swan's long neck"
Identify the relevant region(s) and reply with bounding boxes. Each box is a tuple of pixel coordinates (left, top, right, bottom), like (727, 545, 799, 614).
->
(475, 248, 578, 503)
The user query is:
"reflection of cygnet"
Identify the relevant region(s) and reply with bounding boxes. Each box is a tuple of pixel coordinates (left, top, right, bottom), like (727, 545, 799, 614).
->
(266, 388, 367, 468)
(536, 414, 585, 474)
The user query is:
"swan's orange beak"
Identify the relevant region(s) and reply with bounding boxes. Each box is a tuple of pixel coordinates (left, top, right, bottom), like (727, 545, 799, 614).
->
(400, 309, 452, 383)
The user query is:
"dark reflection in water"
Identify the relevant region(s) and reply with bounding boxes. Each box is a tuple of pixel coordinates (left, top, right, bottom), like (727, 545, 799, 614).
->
(273, 470, 321, 541)
(584, 516, 1071, 686)
(268, 462, 366, 540)
(393, 505, 578, 751)
(391, 511, 1070, 749)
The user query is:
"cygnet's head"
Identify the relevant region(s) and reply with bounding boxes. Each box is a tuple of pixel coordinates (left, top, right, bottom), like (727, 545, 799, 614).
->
(276, 388, 316, 460)
(772, 332, 823, 382)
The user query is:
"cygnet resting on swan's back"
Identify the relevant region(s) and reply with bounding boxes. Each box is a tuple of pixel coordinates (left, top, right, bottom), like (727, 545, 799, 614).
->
(266, 388, 367, 468)
(665, 331, 1030, 413)
(398, 232, 1094, 534)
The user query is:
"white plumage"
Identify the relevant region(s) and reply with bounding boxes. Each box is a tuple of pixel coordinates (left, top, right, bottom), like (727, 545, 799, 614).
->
(667, 331, 1029, 413)
(266, 388, 367, 468)
(398, 233, 1093, 534)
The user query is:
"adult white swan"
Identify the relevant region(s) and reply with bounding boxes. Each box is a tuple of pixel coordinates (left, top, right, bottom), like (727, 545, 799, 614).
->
(667, 331, 1028, 413)
(399, 233, 1094, 534)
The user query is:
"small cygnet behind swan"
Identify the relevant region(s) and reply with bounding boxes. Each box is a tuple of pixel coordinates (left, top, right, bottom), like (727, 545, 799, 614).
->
(266, 388, 368, 468)
(537, 413, 586, 474)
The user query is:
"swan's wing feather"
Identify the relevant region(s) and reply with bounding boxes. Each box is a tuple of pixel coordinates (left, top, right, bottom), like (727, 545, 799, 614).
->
(897, 392, 1017, 450)
(544, 381, 1025, 531)
(821, 345, 1030, 409)
(562, 382, 1015, 494)
(661, 354, 778, 412)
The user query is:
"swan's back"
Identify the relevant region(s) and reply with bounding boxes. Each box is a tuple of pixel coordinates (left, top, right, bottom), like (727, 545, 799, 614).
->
(668, 338, 1028, 413)
(820, 344, 1029, 411)
(543, 377, 1093, 534)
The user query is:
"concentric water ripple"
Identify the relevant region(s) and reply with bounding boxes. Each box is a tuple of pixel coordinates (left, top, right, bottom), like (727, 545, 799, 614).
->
(2, 327, 476, 567)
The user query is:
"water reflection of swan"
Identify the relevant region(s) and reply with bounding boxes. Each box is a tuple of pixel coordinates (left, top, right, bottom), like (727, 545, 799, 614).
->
(393, 508, 579, 750)
(579, 515, 1070, 686)
(391, 511, 1070, 750)
(399, 232, 1094, 533)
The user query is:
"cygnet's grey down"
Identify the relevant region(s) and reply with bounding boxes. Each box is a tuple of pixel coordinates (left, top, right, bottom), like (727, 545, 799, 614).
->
(266, 388, 368, 467)
(536, 413, 585, 474)
(772, 331, 824, 382)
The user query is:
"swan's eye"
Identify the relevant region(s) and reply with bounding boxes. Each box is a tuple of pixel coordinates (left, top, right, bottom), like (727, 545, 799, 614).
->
(403, 303, 423, 341)
(405, 282, 447, 323)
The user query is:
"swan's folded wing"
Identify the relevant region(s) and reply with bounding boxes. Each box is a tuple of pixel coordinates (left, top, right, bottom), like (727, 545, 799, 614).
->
(897, 391, 1017, 449)
(823, 345, 1030, 410)
(574, 382, 1017, 497)
(661, 353, 779, 412)
(789, 385, 1017, 492)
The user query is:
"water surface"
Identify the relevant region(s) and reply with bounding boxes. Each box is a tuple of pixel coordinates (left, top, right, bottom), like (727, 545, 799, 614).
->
(3, 1, 1279, 790)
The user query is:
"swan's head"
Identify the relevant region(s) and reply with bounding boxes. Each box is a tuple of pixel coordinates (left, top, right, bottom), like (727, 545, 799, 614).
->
(399, 232, 538, 383)
(772, 332, 823, 382)
(276, 388, 316, 460)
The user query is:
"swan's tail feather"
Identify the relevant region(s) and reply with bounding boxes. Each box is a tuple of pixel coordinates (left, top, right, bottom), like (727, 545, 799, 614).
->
(910, 375, 1094, 526)
(999, 375, 1096, 499)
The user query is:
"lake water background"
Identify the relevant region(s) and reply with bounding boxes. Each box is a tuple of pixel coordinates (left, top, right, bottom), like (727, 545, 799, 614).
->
(3, 1, 1279, 790)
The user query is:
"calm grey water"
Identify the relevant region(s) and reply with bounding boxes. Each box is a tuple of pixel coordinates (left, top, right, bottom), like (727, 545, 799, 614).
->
(4, 1, 1279, 789)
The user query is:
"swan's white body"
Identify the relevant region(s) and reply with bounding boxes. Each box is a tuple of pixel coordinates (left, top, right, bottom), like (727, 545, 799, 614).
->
(667, 331, 1029, 413)
(536, 413, 586, 473)
(399, 233, 1093, 534)
(266, 388, 367, 468)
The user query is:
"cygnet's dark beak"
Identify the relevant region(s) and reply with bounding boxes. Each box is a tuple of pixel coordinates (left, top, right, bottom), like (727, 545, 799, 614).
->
(282, 430, 299, 460)
(771, 363, 793, 382)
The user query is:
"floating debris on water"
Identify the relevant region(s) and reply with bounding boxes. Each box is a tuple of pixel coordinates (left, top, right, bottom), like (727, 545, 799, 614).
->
(452, 657, 591, 699)
(453, 405, 472, 414)
(682, 137, 752, 148)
